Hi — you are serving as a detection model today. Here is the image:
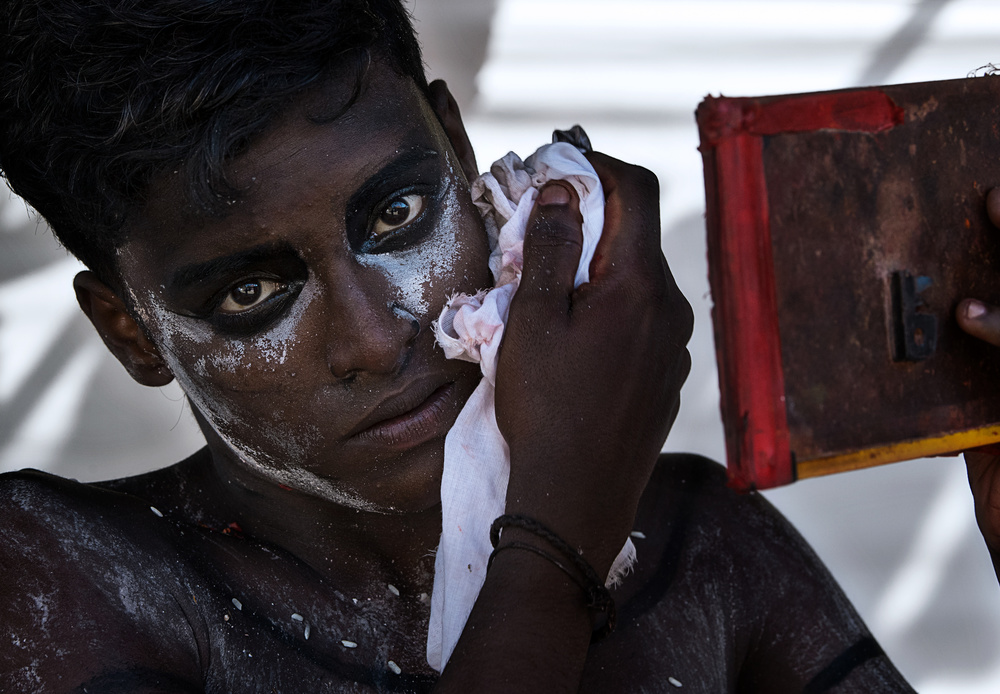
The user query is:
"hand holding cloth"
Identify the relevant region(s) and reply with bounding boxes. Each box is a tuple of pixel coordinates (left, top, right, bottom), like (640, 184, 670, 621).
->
(428, 136, 636, 672)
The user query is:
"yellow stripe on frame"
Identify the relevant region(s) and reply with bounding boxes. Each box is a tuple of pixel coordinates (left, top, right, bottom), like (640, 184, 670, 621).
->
(795, 425, 1000, 480)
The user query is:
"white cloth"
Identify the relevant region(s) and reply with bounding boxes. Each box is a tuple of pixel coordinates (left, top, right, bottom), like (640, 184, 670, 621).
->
(427, 141, 636, 672)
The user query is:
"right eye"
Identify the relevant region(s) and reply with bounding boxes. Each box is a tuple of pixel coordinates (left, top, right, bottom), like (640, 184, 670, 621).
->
(206, 275, 304, 336)
(371, 193, 427, 239)
(217, 278, 288, 314)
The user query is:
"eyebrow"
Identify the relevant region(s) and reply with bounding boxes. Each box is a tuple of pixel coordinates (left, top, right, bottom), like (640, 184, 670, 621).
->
(345, 147, 441, 218)
(169, 242, 296, 291)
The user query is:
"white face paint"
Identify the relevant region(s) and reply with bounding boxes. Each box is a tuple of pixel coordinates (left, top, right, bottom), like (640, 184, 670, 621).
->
(118, 167, 476, 515)
(130, 273, 380, 512)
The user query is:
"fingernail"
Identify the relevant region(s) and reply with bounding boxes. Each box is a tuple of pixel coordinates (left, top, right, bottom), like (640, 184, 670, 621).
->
(538, 183, 571, 207)
(967, 300, 987, 319)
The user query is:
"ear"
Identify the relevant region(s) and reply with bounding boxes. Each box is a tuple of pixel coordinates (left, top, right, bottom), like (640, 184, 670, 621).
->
(427, 79, 479, 183)
(73, 271, 174, 387)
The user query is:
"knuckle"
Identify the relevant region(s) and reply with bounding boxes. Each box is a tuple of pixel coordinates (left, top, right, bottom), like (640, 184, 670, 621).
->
(527, 216, 583, 250)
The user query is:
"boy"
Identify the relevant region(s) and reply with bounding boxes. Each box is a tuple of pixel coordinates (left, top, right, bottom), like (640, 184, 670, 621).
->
(5, 0, 984, 690)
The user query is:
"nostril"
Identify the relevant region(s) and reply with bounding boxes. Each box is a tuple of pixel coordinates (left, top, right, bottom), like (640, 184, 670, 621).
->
(328, 301, 421, 380)
(390, 303, 421, 340)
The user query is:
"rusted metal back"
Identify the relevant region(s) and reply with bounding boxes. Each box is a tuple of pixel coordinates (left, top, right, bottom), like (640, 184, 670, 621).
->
(699, 76, 1000, 490)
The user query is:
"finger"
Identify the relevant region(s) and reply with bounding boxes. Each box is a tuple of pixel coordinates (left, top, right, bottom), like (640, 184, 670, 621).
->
(517, 181, 583, 306)
(583, 151, 662, 280)
(988, 187, 1000, 229)
(965, 449, 999, 479)
(964, 449, 1000, 546)
(956, 298, 1000, 347)
(964, 450, 995, 526)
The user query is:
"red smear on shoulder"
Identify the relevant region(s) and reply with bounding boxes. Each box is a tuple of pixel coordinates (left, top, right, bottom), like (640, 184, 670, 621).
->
(221, 522, 244, 539)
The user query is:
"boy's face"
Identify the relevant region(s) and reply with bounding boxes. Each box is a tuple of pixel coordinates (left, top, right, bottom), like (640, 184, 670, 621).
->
(114, 60, 492, 513)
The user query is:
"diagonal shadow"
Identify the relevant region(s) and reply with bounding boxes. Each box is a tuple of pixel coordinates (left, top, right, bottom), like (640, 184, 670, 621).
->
(0, 312, 95, 443)
(0, 228, 71, 284)
(856, 0, 954, 87)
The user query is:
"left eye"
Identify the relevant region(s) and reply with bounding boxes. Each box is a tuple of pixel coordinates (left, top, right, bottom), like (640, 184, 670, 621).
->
(372, 193, 426, 237)
(217, 278, 287, 313)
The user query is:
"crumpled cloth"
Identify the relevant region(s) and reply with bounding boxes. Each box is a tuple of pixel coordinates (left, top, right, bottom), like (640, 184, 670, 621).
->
(427, 139, 637, 672)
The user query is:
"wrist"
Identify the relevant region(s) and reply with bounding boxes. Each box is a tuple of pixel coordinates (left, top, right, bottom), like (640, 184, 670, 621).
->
(441, 535, 594, 694)
(503, 484, 637, 579)
(478, 534, 596, 640)
(490, 514, 617, 640)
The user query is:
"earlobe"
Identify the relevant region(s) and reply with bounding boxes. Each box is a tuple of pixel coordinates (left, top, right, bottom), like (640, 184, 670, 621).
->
(427, 79, 479, 182)
(73, 271, 174, 387)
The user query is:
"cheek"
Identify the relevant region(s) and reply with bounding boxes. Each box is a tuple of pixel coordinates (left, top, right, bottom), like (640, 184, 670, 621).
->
(436, 178, 493, 291)
(157, 285, 316, 385)
(140, 287, 324, 446)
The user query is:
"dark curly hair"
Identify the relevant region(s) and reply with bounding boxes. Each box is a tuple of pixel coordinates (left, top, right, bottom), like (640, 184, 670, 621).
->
(0, 0, 427, 286)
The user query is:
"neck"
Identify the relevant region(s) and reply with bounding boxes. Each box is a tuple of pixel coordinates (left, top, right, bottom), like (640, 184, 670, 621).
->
(186, 433, 443, 598)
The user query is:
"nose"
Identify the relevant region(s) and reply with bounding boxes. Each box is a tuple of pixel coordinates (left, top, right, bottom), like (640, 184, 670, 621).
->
(323, 266, 421, 380)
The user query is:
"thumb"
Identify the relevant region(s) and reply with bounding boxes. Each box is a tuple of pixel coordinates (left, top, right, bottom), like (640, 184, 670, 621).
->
(517, 181, 584, 306)
(956, 298, 1000, 347)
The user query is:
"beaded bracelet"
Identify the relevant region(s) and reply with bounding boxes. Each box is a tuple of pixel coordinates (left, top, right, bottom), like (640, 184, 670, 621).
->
(488, 513, 616, 641)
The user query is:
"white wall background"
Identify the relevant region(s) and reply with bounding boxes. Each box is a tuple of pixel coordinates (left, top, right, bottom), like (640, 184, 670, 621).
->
(2, 0, 999, 689)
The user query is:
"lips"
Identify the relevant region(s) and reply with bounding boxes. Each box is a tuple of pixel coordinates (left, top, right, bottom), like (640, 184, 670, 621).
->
(347, 381, 458, 450)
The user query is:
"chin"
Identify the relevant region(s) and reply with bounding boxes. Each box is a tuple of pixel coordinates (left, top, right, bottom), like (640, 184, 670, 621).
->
(354, 444, 446, 515)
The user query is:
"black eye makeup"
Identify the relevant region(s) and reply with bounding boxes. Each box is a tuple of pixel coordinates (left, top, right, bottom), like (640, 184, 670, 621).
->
(358, 186, 436, 254)
(168, 243, 308, 337)
(346, 148, 444, 254)
(208, 275, 304, 335)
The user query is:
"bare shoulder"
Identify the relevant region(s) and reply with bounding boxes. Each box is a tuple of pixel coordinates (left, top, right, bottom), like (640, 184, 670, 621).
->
(633, 452, 826, 569)
(579, 454, 913, 693)
(630, 453, 864, 594)
(0, 466, 182, 556)
(0, 469, 203, 692)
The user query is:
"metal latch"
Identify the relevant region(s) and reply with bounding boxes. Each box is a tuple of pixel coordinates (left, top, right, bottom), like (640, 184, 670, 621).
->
(891, 270, 937, 361)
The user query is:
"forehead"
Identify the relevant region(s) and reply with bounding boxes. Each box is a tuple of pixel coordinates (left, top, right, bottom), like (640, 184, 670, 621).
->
(124, 60, 447, 267)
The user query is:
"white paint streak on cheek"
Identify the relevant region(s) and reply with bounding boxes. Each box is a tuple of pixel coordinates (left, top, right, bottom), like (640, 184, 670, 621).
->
(356, 249, 433, 315)
(140, 292, 242, 440)
(140, 301, 232, 417)
(139, 289, 382, 513)
(435, 171, 467, 290)
(203, 340, 245, 375)
(250, 279, 317, 367)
